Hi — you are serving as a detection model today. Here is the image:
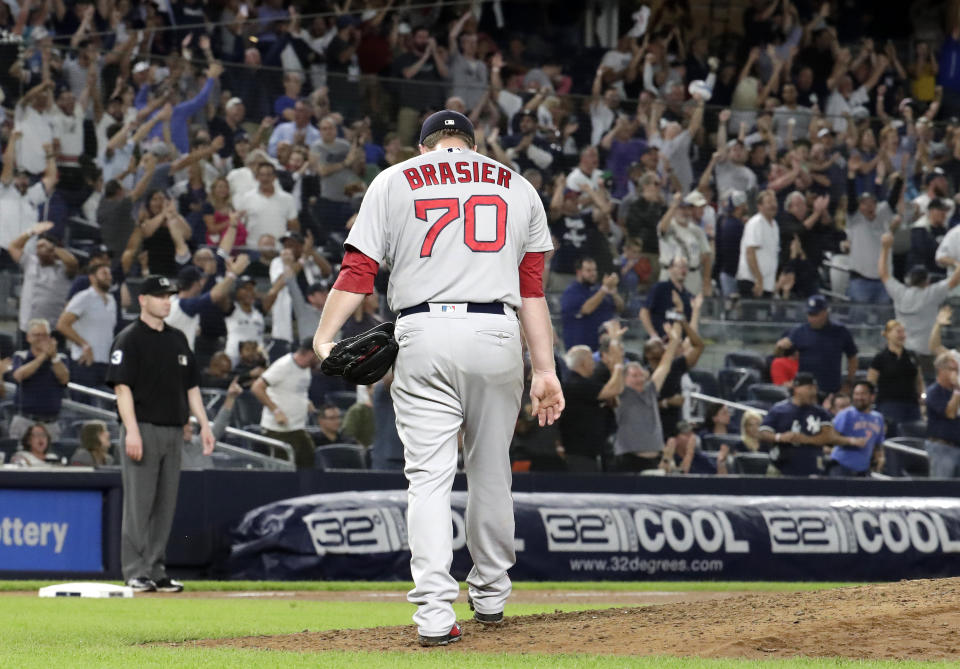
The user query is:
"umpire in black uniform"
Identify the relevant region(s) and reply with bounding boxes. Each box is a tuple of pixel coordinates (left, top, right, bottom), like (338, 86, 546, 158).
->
(105, 275, 215, 593)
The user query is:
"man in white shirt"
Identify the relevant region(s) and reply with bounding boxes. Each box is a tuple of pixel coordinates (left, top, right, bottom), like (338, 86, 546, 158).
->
(251, 338, 318, 469)
(0, 131, 56, 258)
(236, 162, 299, 242)
(825, 59, 885, 134)
(50, 78, 94, 199)
(267, 232, 327, 356)
(913, 168, 954, 220)
(55, 259, 116, 388)
(13, 81, 56, 176)
(736, 190, 780, 297)
(656, 192, 713, 295)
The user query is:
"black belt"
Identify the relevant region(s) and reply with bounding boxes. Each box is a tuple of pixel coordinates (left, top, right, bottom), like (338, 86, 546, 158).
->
(398, 302, 507, 319)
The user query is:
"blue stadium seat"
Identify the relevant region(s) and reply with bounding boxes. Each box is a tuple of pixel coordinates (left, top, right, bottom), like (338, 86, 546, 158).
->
(700, 434, 745, 452)
(747, 383, 790, 404)
(325, 391, 358, 411)
(897, 420, 927, 439)
(0, 437, 19, 462)
(883, 437, 929, 478)
(687, 370, 719, 399)
(723, 351, 767, 377)
(717, 367, 761, 401)
(732, 452, 771, 475)
(314, 443, 367, 470)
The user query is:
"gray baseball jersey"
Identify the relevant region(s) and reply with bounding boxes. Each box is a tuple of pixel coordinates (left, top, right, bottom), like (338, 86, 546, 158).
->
(344, 148, 553, 310)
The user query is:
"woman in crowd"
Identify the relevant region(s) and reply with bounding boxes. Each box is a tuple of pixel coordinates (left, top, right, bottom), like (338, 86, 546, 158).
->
(702, 403, 733, 436)
(204, 177, 245, 246)
(72, 421, 115, 466)
(740, 410, 763, 452)
(137, 190, 191, 276)
(867, 319, 923, 437)
(11, 423, 54, 467)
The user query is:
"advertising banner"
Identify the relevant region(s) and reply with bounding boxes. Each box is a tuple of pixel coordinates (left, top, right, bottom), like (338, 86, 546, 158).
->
(228, 491, 960, 581)
(0, 489, 103, 572)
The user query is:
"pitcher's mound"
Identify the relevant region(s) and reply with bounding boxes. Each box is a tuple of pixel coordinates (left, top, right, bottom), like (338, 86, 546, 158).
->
(188, 578, 960, 659)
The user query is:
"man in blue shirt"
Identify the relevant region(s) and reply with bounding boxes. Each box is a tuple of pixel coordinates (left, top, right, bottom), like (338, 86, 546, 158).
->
(759, 372, 864, 476)
(560, 257, 624, 350)
(639, 256, 692, 339)
(925, 353, 960, 477)
(777, 295, 858, 395)
(829, 381, 885, 477)
(9, 319, 69, 441)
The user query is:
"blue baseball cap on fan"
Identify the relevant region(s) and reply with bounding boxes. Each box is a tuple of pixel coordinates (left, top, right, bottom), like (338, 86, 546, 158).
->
(419, 110, 475, 145)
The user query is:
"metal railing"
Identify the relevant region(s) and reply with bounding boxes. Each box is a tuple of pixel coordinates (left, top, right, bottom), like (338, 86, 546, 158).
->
(65, 383, 296, 469)
(688, 390, 928, 462)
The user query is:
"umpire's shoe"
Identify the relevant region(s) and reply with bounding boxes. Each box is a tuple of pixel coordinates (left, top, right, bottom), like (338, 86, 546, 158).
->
(418, 622, 462, 647)
(126, 577, 156, 593)
(468, 596, 504, 624)
(154, 577, 184, 593)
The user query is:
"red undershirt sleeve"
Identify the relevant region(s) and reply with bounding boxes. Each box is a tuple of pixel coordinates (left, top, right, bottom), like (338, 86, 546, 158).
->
(519, 252, 546, 298)
(333, 247, 379, 294)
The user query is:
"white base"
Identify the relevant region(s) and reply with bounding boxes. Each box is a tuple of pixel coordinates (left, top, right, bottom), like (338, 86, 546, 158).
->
(38, 582, 134, 598)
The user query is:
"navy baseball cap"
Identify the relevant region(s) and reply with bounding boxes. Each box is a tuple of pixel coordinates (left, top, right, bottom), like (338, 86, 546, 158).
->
(907, 265, 930, 286)
(924, 167, 946, 185)
(806, 294, 828, 314)
(928, 198, 949, 211)
(141, 275, 178, 296)
(793, 372, 817, 387)
(177, 265, 204, 289)
(419, 110, 475, 145)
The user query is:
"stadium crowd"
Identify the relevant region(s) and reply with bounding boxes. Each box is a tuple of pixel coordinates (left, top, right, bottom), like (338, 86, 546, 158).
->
(0, 0, 959, 478)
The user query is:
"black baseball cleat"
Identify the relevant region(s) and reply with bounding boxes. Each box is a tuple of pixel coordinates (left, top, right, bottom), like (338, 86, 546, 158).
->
(418, 622, 462, 647)
(153, 577, 184, 593)
(467, 596, 504, 624)
(126, 577, 156, 593)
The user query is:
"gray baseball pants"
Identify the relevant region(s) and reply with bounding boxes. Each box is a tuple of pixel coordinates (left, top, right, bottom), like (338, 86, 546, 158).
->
(391, 306, 523, 637)
(119, 423, 183, 581)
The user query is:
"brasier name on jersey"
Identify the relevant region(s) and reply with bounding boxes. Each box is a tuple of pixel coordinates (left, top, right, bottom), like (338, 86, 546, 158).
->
(403, 160, 512, 191)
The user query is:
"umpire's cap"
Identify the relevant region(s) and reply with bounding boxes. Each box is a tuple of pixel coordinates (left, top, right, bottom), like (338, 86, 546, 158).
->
(793, 372, 817, 387)
(419, 110, 475, 146)
(141, 275, 178, 296)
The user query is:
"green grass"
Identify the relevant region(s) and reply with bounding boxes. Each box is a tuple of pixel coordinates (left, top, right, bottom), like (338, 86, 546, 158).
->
(0, 581, 929, 668)
(0, 579, 860, 592)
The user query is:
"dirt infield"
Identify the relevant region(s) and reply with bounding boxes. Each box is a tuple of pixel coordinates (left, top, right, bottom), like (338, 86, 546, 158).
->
(188, 578, 960, 659)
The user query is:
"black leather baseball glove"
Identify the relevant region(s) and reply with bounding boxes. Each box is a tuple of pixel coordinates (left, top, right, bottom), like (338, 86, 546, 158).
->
(320, 322, 399, 385)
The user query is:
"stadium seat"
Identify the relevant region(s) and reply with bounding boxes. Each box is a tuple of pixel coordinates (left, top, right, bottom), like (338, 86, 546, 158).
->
(732, 452, 771, 475)
(700, 434, 744, 452)
(723, 351, 767, 377)
(314, 443, 368, 470)
(747, 383, 789, 404)
(0, 437, 18, 462)
(50, 439, 81, 462)
(687, 370, 720, 399)
(325, 390, 358, 411)
(883, 437, 929, 478)
(0, 331, 13, 358)
(717, 367, 762, 401)
(897, 420, 928, 439)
